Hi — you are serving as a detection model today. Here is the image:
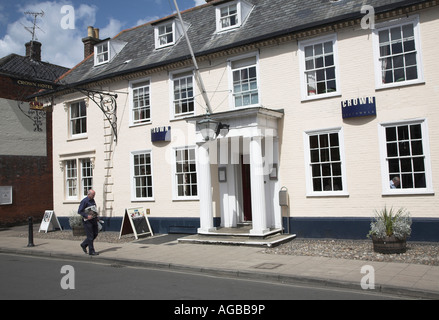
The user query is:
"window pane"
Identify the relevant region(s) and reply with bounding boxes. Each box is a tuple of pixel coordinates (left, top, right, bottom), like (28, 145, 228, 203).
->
(313, 178, 322, 192)
(413, 157, 425, 172)
(378, 23, 418, 85)
(303, 39, 336, 97)
(398, 126, 409, 140)
(319, 134, 329, 148)
(379, 30, 389, 44)
(410, 124, 422, 139)
(232, 62, 258, 107)
(414, 173, 426, 188)
(401, 174, 413, 188)
(308, 132, 343, 193)
(133, 153, 153, 198)
(388, 159, 400, 173)
(332, 163, 341, 176)
(175, 148, 197, 197)
(385, 123, 426, 189)
(387, 142, 398, 157)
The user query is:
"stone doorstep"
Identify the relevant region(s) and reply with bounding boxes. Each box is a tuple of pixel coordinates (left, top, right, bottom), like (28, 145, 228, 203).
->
(178, 233, 297, 248)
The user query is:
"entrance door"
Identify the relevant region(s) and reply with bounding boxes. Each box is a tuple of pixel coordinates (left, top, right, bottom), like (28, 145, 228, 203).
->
(241, 157, 252, 222)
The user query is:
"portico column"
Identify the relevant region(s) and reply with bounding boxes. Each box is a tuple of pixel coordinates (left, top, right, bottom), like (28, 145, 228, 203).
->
(249, 136, 269, 235)
(197, 143, 216, 233)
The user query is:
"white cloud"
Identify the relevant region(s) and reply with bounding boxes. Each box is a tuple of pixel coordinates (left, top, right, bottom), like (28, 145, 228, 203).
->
(135, 16, 159, 27)
(100, 18, 124, 39)
(194, 0, 206, 6)
(0, 1, 123, 69)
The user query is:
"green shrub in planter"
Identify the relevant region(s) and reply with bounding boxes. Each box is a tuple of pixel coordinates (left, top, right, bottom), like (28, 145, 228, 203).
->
(367, 206, 412, 254)
(68, 212, 85, 236)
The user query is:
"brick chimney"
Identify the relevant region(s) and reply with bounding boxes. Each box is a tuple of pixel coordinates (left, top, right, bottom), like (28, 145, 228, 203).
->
(82, 26, 100, 59)
(25, 41, 42, 61)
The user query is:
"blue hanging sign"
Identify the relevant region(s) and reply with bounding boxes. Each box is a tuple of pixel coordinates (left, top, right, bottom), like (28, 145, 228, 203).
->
(341, 97, 376, 119)
(151, 126, 171, 142)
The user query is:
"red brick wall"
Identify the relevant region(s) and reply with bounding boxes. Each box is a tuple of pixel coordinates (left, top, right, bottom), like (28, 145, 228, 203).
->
(0, 75, 36, 101)
(0, 155, 53, 225)
(0, 75, 53, 226)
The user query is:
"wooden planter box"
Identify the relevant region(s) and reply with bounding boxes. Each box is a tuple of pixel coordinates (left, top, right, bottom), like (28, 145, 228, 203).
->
(72, 226, 86, 237)
(371, 235, 407, 254)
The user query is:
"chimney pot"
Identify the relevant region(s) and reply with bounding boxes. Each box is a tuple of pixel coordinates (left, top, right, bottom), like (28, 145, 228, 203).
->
(82, 26, 101, 59)
(87, 26, 94, 37)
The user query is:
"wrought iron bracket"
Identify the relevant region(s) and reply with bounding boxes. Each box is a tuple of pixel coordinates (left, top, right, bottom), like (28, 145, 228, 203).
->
(77, 88, 118, 143)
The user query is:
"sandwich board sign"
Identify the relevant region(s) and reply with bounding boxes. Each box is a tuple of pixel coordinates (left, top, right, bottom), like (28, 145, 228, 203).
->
(119, 207, 153, 240)
(39, 210, 62, 233)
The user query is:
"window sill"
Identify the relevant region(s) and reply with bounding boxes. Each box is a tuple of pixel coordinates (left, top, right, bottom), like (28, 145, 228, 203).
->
(172, 197, 199, 201)
(131, 198, 155, 202)
(301, 92, 341, 103)
(67, 135, 88, 142)
(170, 114, 195, 122)
(306, 191, 349, 198)
(375, 80, 425, 91)
(129, 121, 152, 128)
(63, 200, 80, 204)
(382, 189, 434, 196)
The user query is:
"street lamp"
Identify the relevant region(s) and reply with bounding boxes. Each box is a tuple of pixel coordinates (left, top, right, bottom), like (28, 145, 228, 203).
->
(198, 116, 219, 141)
(197, 116, 229, 141)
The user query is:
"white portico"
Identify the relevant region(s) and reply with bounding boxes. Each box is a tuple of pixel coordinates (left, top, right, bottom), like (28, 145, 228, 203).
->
(189, 107, 284, 237)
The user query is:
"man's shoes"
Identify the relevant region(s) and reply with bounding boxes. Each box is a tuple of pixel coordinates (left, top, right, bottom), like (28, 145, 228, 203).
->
(89, 252, 99, 256)
(80, 244, 87, 254)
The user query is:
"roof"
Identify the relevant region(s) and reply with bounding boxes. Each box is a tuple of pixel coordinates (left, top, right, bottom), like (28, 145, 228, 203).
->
(0, 54, 69, 84)
(59, 0, 430, 87)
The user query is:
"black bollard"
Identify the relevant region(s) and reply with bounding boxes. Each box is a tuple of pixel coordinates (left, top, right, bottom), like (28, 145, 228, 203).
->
(27, 217, 35, 247)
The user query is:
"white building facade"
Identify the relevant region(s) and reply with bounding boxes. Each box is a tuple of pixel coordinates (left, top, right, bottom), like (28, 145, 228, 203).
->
(46, 0, 439, 240)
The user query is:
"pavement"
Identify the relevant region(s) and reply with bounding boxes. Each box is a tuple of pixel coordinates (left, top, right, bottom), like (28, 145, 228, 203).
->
(0, 225, 438, 300)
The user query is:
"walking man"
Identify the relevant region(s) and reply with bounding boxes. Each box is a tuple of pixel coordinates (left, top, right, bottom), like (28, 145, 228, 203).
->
(78, 189, 99, 255)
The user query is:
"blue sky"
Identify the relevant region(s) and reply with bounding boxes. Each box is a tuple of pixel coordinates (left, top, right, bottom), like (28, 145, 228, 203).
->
(0, 0, 205, 68)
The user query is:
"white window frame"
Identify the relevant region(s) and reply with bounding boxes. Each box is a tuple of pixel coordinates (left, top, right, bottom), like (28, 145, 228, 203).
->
(216, 2, 239, 32)
(298, 34, 341, 101)
(154, 21, 175, 49)
(80, 158, 93, 198)
(303, 127, 348, 197)
(131, 150, 154, 202)
(172, 146, 199, 200)
(170, 69, 195, 119)
(372, 15, 424, 90)
(94, 41, 110, 66)
(69, 100, 87, 139)
(215, 0, 253, 33)
(378, 118, 433, 195)
(228, 52, 260, 109)
(65, 159, 78, 201)
(63, 157, 94, 201)
(129, 78, 151, 126)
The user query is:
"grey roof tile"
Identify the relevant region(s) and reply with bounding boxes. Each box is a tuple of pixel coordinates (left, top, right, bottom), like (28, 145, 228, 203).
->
(60, 0, 428, 86)
(0, 54, 69, 83)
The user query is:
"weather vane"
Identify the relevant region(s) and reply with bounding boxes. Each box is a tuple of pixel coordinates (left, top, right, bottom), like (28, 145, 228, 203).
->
(23, 10, 45, 41)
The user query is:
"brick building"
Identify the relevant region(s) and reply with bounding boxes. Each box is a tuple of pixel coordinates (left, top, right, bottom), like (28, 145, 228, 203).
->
(0, 41, 69, 225)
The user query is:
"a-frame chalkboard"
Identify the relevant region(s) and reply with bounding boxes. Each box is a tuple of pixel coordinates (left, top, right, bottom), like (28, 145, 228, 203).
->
(119, 207, 153, 240)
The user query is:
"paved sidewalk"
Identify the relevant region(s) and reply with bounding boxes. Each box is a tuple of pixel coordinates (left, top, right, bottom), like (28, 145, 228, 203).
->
(0, 227, 438, 299)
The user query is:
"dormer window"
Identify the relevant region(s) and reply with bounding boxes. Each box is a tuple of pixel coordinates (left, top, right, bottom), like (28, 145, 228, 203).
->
(158, 23, 174, 47)
(95, 42, 109, 65)
(220, 4, 238, 29)
(215, 0, 253, 33)
(154, 19, 189, 49)
(93, 39, 127, 66)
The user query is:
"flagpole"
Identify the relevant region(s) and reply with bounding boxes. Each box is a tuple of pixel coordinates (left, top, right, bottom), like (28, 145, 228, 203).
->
(173, 0, 213, 114)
